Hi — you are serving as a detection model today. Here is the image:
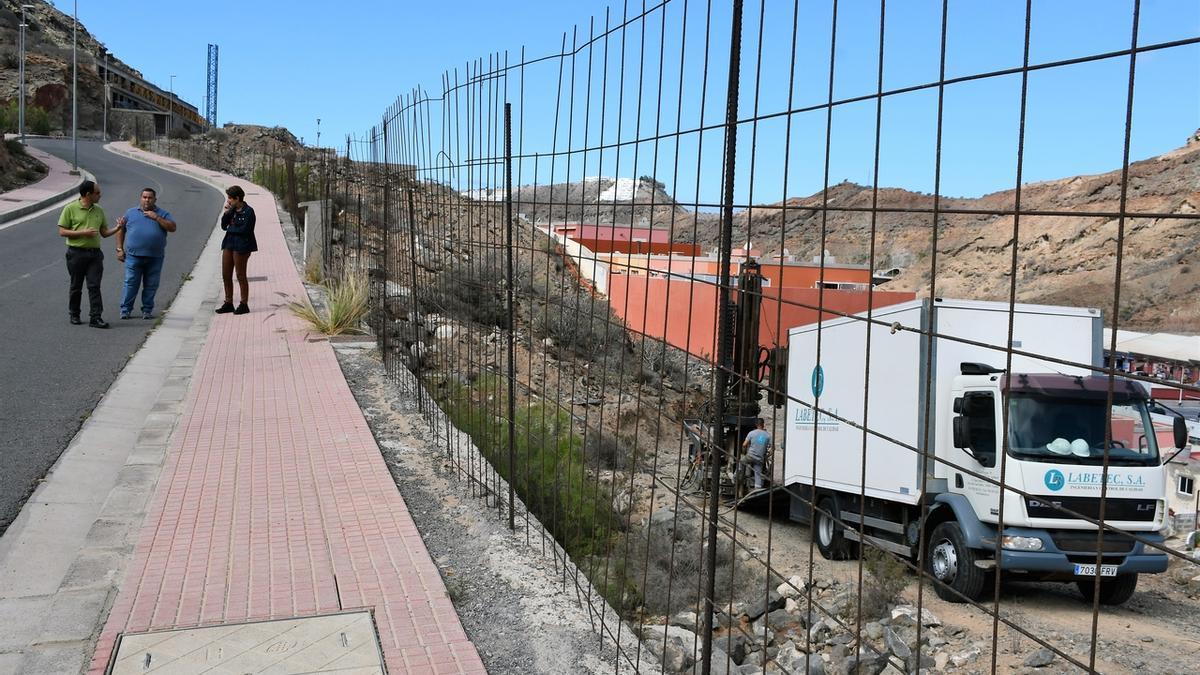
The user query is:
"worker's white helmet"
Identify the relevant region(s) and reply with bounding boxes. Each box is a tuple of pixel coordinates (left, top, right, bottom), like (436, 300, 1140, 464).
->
(1046, 437, 1072, 455)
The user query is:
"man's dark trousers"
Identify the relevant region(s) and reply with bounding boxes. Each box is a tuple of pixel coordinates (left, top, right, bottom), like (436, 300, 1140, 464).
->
(66, 248, 104, 321)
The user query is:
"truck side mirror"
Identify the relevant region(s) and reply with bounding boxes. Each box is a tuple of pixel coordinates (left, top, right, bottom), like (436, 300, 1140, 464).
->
(953, 416, 970, 449)
(1176, 416, 1189, 450)
(954, 391, 999, 469)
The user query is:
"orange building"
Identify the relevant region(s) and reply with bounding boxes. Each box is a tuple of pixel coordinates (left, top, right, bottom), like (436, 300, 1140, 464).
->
(609, 274, 915, 360)
(604, 252, 873, 290)
(551, 224, 701, 255)
(550, 224, 915, 360)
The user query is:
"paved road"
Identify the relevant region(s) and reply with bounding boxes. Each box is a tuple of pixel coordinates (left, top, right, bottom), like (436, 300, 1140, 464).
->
(0, 139, 223, 534)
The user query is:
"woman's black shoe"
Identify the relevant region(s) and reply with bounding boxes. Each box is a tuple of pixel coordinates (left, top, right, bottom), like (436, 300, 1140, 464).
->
(215, 301, 235, 314)
(233, 302, 250, 315)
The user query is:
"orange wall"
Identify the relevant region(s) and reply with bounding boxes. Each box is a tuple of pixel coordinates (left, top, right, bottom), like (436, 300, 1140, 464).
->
(609, 275, 916, 360)
(575, 238, 702, 256)
(605, 256, 873, 288)
(759, 263, 872, 288)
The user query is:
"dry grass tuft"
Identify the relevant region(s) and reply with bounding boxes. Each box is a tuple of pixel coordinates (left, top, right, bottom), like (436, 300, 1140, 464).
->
(290, 268, 369, 335)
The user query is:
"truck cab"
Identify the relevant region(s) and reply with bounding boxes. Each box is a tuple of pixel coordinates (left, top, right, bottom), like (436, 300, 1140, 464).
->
(937, 369, 1179, 604)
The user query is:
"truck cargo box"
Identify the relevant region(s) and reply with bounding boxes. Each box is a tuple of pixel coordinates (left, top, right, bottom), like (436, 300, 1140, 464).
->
(784, 298, 1102, 503)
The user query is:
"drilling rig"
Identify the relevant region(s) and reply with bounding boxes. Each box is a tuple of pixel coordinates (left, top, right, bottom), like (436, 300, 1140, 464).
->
(682, 260, 786, 502)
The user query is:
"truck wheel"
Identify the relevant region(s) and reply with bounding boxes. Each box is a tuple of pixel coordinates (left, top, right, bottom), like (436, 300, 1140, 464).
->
(1076, 573, 1137, 605)
(927, 522, 988, 602)
(815, 496, 857, 560)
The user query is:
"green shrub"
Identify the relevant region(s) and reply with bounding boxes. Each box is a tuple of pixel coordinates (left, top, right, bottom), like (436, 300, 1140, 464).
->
(533, 289, 620, 357)
(860, 546, 910, 620)
(623, 506, 766, 617)
(0, 102, 15, 133)
(420, 258, 510, 328)
(583, 431, 631, 472)
(5, 138, 27, 156)
(436, 381, 622, 561)
(27, 106, 51, 135)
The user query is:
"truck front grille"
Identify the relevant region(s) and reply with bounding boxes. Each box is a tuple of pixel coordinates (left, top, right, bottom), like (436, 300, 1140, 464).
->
(1025, 496, 1157, 522)
(1050, 531, 1136, 554)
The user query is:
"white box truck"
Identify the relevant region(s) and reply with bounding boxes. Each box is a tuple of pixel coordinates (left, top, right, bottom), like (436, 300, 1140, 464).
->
(783, 298, 1185, 605)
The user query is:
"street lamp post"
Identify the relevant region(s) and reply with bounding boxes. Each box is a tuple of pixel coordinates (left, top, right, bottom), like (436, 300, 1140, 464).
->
(102, 50, 109, 142)
(18, 4, 34, 143)
(18, 4, 29, 141)
(71, 0, 78, 173)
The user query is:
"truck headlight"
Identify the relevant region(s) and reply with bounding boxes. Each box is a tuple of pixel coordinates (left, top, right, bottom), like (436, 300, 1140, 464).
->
(1001, 535, 1044, 551)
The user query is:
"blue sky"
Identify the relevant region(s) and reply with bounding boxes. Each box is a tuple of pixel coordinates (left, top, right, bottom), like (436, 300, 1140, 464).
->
(71, 0, 1199, 202)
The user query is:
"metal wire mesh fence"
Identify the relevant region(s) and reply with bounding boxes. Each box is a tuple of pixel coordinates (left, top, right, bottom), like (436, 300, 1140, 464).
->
(164, 1, 1200, 672)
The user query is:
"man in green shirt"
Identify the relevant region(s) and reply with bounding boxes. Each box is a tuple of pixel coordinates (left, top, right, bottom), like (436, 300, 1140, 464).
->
(58, 180, 123, 328)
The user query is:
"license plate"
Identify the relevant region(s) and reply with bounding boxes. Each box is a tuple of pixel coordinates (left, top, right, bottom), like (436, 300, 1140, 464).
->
(1073, 563, 1118, 577)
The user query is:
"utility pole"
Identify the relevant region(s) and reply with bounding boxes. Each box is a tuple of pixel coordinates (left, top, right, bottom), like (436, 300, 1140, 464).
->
(168, 74, 176, 137)
(70, 0, 78, 173)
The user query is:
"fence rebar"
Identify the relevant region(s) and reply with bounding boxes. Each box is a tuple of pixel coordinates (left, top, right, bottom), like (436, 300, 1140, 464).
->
(154, 2, 1200, 672)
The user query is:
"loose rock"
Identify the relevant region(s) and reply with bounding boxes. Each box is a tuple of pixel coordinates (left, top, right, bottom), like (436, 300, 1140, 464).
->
(1024, 648, 1056, 668)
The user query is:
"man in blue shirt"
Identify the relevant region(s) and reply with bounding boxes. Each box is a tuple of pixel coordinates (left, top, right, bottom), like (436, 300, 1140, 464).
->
(115, 188, 176, 319)
(740, 418, 772, 492)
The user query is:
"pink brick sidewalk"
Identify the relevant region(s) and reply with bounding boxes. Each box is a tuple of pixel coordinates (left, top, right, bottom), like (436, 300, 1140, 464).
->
(88, 171, 484, 674)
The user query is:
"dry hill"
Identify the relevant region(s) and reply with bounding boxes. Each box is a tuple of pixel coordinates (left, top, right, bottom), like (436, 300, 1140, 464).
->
(0, 0, 141, 134)
(687, 130, 1200, 333)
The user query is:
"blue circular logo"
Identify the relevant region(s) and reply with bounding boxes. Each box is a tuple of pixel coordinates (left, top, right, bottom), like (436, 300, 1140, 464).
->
(811, 365, 825, 398)
(1044, 469, 1065, 492)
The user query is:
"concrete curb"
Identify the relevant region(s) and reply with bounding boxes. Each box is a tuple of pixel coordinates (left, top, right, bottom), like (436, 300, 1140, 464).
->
(0, 145, 86, 226)
(103, 142, 234, 190)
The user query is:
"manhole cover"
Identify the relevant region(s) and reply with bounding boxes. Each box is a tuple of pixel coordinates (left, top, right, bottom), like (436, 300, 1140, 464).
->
(109, 611, 384, 674)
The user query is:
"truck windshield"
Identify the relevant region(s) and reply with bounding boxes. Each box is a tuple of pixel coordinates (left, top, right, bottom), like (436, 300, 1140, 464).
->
(1006, 394, 1160, 466)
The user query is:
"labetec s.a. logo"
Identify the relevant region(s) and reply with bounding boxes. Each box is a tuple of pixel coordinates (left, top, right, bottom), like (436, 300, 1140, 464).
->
(1041, 470, 1147, 493)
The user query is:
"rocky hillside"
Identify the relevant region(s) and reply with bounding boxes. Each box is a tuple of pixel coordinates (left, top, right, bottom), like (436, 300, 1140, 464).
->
(0, 0, 140, 134)
(506, 176, 688, 226)
(687, 130, 1200, 333)
(143, 124, 313, 180)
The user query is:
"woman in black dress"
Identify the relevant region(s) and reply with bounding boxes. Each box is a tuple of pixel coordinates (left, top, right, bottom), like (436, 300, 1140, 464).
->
(216, 185, 257, 315)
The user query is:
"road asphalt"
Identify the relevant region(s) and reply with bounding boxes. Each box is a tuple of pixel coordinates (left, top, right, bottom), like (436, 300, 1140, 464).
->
(0, 139, 223, 534)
